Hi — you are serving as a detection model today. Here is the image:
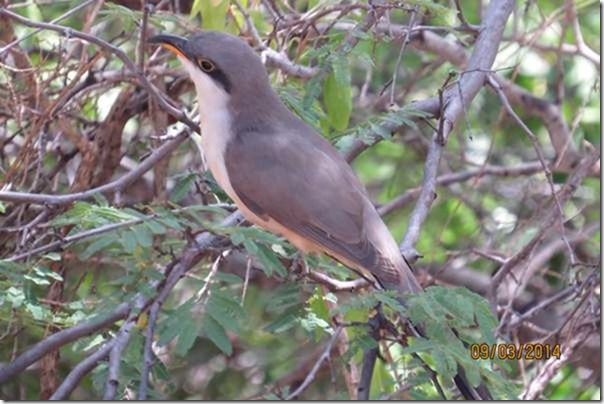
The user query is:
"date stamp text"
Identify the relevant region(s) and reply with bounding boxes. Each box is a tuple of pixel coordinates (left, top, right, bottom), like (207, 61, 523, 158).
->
(470, 343, 561, 360)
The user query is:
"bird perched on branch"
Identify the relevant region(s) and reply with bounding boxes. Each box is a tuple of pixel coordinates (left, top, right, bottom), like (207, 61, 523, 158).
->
(149, 30, 490, 400)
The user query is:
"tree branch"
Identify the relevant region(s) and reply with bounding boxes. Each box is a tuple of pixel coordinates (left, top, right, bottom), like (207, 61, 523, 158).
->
(0, 7, 198, 132)
(0, 302, 130, 384)
(0, 132, 188, 205)
(49, 340, 115, 400)
(488, 150, 600, 316)
(399, 0, 515, 255)
(285, 326, 343, 400)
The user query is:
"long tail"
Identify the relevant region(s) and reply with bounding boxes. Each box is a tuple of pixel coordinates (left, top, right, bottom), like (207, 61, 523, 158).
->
(373, 255, 492, 400)
(406, 319, 492, 400)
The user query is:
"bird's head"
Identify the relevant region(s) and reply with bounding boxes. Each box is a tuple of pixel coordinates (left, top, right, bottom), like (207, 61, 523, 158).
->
(148, 31, 270, 110)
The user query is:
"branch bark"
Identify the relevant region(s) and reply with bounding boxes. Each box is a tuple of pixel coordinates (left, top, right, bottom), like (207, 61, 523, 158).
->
(400, 0, 515, 256)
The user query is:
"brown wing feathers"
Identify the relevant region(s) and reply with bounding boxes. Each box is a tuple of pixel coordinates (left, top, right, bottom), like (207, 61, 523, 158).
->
(225, 124, 410, 292)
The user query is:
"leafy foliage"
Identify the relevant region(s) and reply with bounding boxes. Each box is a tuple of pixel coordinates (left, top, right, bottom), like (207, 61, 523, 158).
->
(0, 0, 599, 401)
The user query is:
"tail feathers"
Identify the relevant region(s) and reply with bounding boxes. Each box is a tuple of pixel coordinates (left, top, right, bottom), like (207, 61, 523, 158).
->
(373, 258, 492, 401)
(455, 367, 493, 400)
(411, 323, 492, 400)
(374, 254, 422, 294)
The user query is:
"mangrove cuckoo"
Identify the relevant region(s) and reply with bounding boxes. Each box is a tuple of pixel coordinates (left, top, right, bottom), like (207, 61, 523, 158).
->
(149, 30, 490, 401)
(149, 31, 422, 295)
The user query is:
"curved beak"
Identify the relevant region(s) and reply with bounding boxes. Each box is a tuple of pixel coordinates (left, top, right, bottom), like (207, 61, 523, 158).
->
(148, 34, 189, 59)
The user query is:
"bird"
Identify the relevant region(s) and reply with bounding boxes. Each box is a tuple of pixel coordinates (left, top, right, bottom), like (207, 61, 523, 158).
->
(148, 31, 422, 294)
(148, 31, 490, 400)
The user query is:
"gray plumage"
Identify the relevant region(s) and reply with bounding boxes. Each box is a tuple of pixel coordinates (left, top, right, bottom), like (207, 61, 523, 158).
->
(150, 31, 422, 294)
(149, 30, 491, 400)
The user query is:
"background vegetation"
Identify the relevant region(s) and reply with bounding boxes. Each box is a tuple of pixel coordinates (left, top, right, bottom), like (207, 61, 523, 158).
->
(0, 0, 600, 400)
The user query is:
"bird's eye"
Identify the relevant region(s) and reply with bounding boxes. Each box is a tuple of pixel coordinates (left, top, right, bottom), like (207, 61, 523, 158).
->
(197, 58, 215, 72)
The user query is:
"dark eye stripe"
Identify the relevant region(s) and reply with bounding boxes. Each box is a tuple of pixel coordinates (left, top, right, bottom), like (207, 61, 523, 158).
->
(195, 58, 231, 94)
(208, 69, 231, 94)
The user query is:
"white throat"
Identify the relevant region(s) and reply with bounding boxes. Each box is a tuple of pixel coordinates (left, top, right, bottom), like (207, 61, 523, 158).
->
(176, 55, 321, 250)
(178, 56, 237, 201)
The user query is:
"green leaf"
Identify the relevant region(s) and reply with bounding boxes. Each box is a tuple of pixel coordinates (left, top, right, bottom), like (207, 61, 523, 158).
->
(158, 300, 195, 347)
(464, 362, 482, 387)
(26, 302, 49, 321)
(132, 224, 153, 248)
(5, 287, 25, 308)
(192, 0, 229, 31)
(263, 311, 300, 334)
(400, 338, 436, 355)
(33, 266, 63, 282)
(79, 234, 118, 259)
(206, 290, 243, 333)
(356, 334, 379, 350)
(202, 314, 232, 355)
(323, 59, 352, 132)
(299, 311, 332, 338)
(170, 172, 197, 202)
(279, 84, 326, 130)
(100, 3, 139, 32)
(120, 230, 138, 254)
(253, 243, 287, 277)
(175, 319, 203, 357)
(266, 283, 300, 313)
(227, 226, 284, 246)
(303, 75, 324, 111)
(23, 273, 50, 285)
(237, 232, 287, 278)
(369, 359, 396, 399)
(215, 272, 243, 284)
(154, 207, 184, 230)
(145, 219, 166, 235)
(307, 287, 331, 324)
(151, 357, 170, 382)
(375, 290, 407, 314)
(433, 350, 457, 380)
(459, 288, 498, 344)
(42, 252, 61, 261)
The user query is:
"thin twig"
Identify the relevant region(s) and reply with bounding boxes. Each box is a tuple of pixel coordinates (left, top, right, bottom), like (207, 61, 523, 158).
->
(0, 303, 130, 384)
(0, 212, 243, 393)
(101, 212, 241, 399)
(488, 150, 600, 316)
(50, 340, 116, 400)
(0, 0, 97, 54)
(378, 161, 545, 216)
(453, 0, 472, 28)
(399, 134, 442, 258)
(138, 301, 161, 400)
(103, 320, 135, 400)
(487, 74, 576, 265)
(137, 1, 151, 71)
(357, 312, 381, 400)
(507, 285, 578, 330)
(565, 0, 600, 68)
(521, 324, 595, 399)
(6, 217, 146, 262)
(285, 326, 343, 400)
(306, 271, 370, 292)
(0, 132, 188, 205)
(0, 7, 199, 132)
(389, 6, 419, 106)
(241, 256, 252, 305)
